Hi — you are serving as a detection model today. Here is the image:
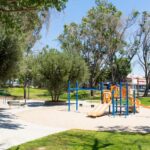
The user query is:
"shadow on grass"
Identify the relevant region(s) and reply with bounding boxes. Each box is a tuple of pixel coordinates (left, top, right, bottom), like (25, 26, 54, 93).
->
(0, 109, 23, 130)
(36, 93, 50, 96)
(59, 132, 114, 150)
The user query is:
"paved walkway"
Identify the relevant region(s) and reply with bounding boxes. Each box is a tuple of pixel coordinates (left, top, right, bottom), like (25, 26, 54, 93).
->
(0, 101, 66, 150)
(18, 104, 150, 133)
(0, 100, 150, 149)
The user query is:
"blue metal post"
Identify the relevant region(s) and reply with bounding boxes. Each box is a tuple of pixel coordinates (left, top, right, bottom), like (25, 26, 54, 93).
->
(107, 82, 111, 90)
(112, 90, 115, 117)
(125, 83, 129, 117)
(133, 90, 136, 114)
(100, 82, 103, 103)
(119, 82, 122, 114)
(76, 81, 79, 111)
(68, 81, 71, 111)
(116, 99, 118, 113)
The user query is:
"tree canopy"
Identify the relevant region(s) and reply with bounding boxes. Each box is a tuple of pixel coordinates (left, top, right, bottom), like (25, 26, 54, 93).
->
(58, 0, 138, 86)
(0, 35, 22, 82)
(0, 0, 68, 82)
(0, 0, 67, 12)
(36, 48, 89, 101)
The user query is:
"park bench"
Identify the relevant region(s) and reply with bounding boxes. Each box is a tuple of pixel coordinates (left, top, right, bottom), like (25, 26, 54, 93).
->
(7, 100, 25, 108)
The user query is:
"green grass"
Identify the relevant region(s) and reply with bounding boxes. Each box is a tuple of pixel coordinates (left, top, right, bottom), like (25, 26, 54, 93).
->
(8, 129, 150, 150)
(0, 88, 101, 101)
(1, 87, 149, 106)
(60, 90, 101, 100)
(139, 97, 150, 106)
(1, 87, 50, 100)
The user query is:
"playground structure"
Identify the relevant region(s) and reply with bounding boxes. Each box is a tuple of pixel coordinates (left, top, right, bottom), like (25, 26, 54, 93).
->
(68, 81, 141, 117)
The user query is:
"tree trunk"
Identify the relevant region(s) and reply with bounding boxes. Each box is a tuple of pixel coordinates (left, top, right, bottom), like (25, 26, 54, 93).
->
(111, 64, 116, 84)
(51, 91, 54, 101)
(143, 77, 149, 96)
(54, 92, 57, 101)
(56, 95, 59, 102)
(27, 83, 30, 99)
(24, 81, 27, 104)
(143, 86, 149, 96)
(90, 77, 94, 96)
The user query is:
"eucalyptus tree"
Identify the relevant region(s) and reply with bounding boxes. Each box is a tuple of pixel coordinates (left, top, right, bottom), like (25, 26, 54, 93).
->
(136, 12, 150, 96)
(59, 1, 122, 91)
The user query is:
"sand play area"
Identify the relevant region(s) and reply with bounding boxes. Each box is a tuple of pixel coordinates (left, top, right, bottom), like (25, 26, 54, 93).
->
(0, 100, 150, 149)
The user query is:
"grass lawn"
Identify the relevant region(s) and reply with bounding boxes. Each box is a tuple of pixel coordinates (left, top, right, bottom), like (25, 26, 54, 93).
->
(139, 97, 150, 106)
(8, 129, 150, 150)
(2, 87, 50, 100)
(1, 88, 149, 106)
(0, 88, 101, 101)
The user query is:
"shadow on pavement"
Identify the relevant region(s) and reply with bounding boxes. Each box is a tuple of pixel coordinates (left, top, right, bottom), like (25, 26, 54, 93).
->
(27, 101, 45, 107)
(97, 125, 150, 133)
(0, 109, 23, 130)
(27, 101, 68, 107)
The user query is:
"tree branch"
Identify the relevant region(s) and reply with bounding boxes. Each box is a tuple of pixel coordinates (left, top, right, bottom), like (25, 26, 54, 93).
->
(137, 53, 145, 71)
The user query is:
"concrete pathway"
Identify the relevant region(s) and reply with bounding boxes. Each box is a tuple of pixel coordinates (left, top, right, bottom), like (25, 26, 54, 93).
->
(0, 101, 67, 150)
(18, 105, 150, 133)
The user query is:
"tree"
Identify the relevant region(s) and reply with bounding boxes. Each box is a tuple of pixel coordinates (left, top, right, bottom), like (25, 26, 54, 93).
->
(0, 0, 67, 12)
(107, 58, 131, 82)
(0, 35, 22, 82)
(58, 0, 138, 94)
(36, 48, 89, 101)
(0, 0, 68, 82)
(137, 12, 150, 96)
(0, 0, 68, 38)
(113, 58, 131, 82)
(18, 54, 36, 102)
(0, 0, 68, 49)
(59, 1, 122, 92)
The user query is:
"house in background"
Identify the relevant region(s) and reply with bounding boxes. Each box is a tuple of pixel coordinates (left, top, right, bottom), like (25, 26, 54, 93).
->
(127, 74, 146, 96)
(6, 79, 20, 87)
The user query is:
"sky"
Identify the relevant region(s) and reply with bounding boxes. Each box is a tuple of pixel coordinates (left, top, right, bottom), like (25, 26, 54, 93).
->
(33, 0, 150, 76)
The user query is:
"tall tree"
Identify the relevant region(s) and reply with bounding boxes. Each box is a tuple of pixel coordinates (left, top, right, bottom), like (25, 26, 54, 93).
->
(59, 0, 138, 95)
(59, 1, 122, 92)
(137, 12, 150, 96)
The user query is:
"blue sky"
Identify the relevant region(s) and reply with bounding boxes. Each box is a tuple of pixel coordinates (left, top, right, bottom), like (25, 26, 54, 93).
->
(33, 0, 150, 75)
